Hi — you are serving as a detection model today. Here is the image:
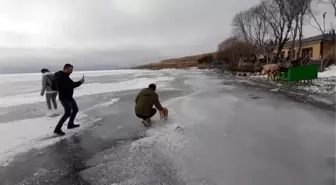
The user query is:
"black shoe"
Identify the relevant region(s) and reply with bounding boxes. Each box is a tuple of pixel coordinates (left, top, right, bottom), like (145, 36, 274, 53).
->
(54, 129, 65, 136)
(67, 124, 80, 129)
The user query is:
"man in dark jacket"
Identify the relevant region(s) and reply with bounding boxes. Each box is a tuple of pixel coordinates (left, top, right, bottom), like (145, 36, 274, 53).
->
(135, 84, 165, 127)
(54, 64, 84, 135)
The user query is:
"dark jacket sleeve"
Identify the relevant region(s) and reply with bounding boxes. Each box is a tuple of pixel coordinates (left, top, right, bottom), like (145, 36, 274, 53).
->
(153, 93, 164, 111)
(72, 80, 82, 88)
(59, 75, 81, 90)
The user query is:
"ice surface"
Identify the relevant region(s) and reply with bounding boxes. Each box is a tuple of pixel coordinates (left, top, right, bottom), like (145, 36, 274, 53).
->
(0, 69, 180, 166)
(0, 76, 174, 108)
(80, 74, 240, 184)
(0, 98, 120, 166)
(0, 70, 151, 83)
(0, 115, 102, 167)
(307, 95, 334, 105)
(83, 98, 120, 112)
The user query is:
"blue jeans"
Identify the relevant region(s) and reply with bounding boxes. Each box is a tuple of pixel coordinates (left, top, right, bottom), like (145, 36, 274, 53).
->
(55, 99, 78, 130)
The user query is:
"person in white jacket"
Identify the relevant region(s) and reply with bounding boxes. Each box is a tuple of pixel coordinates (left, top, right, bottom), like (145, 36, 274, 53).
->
(40, 68, 58, 111)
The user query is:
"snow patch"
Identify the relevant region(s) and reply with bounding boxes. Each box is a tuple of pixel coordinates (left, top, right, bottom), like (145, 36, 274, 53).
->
(249, 71, 336, 95)
(0, 115, 102, 167)
(83, 98, 120, 112)
(270, 88, 280, 92)
(91, 98, 119, 109)
(319, 65, 336, 78)
(297, 78, 336, 95)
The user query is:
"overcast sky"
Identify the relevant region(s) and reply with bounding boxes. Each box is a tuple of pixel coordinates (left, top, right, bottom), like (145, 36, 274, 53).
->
(0, 0, 334, 72)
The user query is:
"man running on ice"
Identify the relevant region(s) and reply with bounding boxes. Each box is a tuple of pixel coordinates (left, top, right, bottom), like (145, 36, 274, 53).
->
(135, 84, 166, 127)
(54, 64, 84, 136)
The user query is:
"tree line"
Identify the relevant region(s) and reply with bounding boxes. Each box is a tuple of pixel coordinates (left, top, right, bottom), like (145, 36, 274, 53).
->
(218, 0, 336, 63)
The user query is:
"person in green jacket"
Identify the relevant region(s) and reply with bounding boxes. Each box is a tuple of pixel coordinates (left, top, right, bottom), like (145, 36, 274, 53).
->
(135, 84, 165, 127)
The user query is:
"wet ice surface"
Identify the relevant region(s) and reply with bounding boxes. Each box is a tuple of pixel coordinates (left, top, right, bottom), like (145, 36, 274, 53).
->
(0, 69, 335, 185)
(0, 69, 184, 166)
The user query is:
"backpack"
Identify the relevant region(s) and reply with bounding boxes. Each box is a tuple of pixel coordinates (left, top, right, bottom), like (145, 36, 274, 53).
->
(47, 74, 58, 91)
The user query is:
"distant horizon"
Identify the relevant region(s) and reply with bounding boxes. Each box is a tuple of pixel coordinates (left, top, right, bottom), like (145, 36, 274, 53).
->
(0, 64, 134, 75)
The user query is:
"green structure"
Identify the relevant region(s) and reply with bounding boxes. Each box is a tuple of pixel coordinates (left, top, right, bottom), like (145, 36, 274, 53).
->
(212, 61, 222, 66)
(279, 65, 318, 83)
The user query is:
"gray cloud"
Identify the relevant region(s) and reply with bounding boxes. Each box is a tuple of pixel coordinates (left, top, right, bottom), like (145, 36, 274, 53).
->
(0, 0, 334, 73)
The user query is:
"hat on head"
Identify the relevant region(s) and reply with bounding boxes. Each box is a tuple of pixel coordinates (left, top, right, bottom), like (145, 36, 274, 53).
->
(41, 68, 49, 73)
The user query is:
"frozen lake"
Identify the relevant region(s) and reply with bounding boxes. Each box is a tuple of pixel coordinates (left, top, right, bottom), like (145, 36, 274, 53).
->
(0, 69, 334, 185)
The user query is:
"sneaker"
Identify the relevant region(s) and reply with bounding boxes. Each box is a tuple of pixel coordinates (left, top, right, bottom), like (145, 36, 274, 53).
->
(67, 124, 80, 129)
(141, 120, 150, 127)
(54, 129, 65, 136)
(141, 119, 151, 127)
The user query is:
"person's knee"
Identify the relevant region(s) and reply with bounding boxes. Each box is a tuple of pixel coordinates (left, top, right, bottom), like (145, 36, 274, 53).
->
(46, 98, 51, 103)
(63, 110, 71, 118)
(72, 107, 78, 113)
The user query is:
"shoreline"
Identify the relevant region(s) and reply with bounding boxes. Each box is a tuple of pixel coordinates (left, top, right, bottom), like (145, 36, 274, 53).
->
(202, 69, 335, 112)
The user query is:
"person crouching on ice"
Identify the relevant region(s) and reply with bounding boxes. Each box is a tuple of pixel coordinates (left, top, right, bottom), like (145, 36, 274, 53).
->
(135, 84, 166, 127)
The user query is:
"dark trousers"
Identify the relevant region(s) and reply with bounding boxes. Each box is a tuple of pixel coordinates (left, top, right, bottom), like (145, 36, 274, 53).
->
(55, 99, 79, 130)
(136, 108, 157, 120)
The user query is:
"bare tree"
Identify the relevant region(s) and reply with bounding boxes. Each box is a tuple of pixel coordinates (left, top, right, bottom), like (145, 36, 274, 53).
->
(217, 37, 252, 62)
(296, 1, 312, 59)
(308, 4, 327, 36)
(309, 0, 336, 37)
(218, 37, 239, 51)
(287, 0, 312, 60)
(232, 0, 315, 63)
(232, 5, 270, 52)
(330, 0, 336, 17)
(259, 0, 297, 62)
(232, 4, 272, 59)
(232, 12, 248, 43)
(289, 1, 301, 60)
(316, 0, 336, 17)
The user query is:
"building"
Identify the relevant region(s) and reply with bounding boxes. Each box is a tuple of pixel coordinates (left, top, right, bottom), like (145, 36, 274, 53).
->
(280, 33, 335, 63)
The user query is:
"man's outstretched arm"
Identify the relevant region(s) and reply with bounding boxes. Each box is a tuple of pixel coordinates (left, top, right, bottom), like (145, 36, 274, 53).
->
(153, 93, 164, 111)
(72, 80, 83, 88)
(71, 76, 84, 88)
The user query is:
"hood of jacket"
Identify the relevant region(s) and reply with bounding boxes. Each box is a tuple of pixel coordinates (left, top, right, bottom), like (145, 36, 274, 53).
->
(42, 72, 54, 78)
